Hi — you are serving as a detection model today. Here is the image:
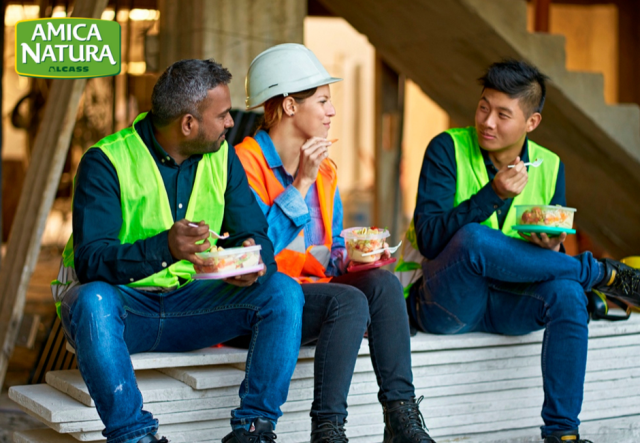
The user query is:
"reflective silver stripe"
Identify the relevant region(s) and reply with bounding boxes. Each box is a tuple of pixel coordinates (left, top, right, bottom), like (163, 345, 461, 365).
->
(135, 286, 177, 293)
(285, 235, 306, 253)
(309, 245, 331, 268)
(51, 258, 80, 304)
(50, 258, 173, 303)
(283, 236, 331, 269)
(394, 234, 426, 289)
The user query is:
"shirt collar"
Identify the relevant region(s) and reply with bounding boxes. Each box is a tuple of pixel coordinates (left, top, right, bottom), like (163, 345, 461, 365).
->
(254, 130, 283, 169)
(481, 136, 530, 167)
(137, 113, 203, 166)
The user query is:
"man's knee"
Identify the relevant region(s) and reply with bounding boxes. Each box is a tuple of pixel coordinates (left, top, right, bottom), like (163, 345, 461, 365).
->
(61, 281, 124, 343)
(261, 272, 305, 318)
(63, 281, 122, 318)
(449, 223, 492, 254)
(546, 280, 588, 318)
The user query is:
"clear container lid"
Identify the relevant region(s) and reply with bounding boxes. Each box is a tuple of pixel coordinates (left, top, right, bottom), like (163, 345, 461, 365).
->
(340, 227, 390, 240)
(196, 244, 262, 259)
(514, 205, 576, 212)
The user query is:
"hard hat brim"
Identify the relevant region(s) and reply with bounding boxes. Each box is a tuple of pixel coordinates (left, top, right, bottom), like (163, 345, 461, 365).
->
(246, 76, 343, 110)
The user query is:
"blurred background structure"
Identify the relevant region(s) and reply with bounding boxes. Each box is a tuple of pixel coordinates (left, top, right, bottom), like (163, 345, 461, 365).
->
(1, 0, 640, 439)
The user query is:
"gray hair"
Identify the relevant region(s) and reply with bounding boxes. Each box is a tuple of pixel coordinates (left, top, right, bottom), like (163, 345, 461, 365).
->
(151, 59, 232, 127)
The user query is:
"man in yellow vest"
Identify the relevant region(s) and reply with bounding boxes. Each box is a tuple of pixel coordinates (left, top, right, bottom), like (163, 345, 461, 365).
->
(399, 60, 640, 443)
(54, 59, 304, 443)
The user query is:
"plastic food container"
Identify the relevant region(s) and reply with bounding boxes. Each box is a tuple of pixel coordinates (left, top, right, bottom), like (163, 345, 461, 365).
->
(194, 245, 263, 279)
(340, 227, 390, 263)
(515, 205, 576, 229)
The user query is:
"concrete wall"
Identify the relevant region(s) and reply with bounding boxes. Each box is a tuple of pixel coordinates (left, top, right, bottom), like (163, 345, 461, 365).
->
(527, 2, 619, 104)
(158, 0, 306, 109)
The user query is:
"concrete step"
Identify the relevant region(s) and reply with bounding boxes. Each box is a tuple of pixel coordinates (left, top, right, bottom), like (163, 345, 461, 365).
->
(160, 356, 377, 390)
(61, 316, 640, 373)
(64, 342, 320, 370)
(11, 317, 640, 441)
(434, 414, 640, 443)
(39, 333, 640, 411)
(11, 364, 640, 439)
(15, 412, 640, 443)
(45, 369, 242, 408)
(13, 419, 386, 443)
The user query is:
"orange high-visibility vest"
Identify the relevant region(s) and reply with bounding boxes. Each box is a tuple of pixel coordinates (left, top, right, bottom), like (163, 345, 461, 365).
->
(235, 136, 337, 283)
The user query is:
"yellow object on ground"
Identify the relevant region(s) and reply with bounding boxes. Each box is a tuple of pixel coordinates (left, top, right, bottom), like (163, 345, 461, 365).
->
(621, 256, 640, 269)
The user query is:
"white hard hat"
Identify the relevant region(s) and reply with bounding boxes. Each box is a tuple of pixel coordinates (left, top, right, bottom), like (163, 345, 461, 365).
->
(245, 43, 342, 110)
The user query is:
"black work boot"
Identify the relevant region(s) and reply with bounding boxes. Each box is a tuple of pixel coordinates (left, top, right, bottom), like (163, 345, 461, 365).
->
(310, 419, 348, 443)
(137, 435, 168, 443)
(222, 418, 277, 443)
(544, 429, 593, 443)
(594, 258, 640, 306)
(383, 396, 436, 443)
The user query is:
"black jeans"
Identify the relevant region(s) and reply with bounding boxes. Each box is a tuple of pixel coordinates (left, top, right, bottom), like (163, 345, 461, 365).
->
(301, 268, 415, 423)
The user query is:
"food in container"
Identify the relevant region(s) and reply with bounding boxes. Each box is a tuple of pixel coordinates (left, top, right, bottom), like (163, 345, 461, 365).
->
(194, 245, 263, 279)
(340, 227, 390, 263)
(515, 205, 576, 229)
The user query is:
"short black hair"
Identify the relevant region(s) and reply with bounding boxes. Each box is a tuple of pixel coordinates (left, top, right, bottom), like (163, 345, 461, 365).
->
(151, 59, 232, 127)
(479, 59, 549, 116)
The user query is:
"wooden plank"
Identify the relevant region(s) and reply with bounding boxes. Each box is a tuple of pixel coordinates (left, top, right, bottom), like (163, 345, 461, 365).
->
(16, 314, 40, 348)
(0, 0, 109, 389)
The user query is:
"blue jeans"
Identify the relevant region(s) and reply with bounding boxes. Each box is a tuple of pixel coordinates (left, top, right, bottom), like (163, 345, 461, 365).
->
(60, 272, 304, 443)
(407, 223, 604, 437)
(301, 269, 415, 423)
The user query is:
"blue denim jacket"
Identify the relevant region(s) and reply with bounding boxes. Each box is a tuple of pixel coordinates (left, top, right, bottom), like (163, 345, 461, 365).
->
(247, 131, 348, 276)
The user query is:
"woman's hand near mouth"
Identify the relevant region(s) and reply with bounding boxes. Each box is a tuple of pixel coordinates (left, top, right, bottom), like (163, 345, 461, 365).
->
(293, 137, 332, 198)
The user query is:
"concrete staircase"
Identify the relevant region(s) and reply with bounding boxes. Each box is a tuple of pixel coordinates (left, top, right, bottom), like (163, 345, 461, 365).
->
(318, 0, 640, 257)
(9, 315, 640, 443)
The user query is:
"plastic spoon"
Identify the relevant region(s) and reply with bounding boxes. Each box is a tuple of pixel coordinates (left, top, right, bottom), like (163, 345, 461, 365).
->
(188, 222, 229, 239)
(361, 241, 403, 257)
(508, 158, 543, 168)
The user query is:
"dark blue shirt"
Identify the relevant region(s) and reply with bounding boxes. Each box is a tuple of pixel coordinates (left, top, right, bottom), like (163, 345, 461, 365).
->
(72, 113, 276, 285)
(413, 132, 566, 260)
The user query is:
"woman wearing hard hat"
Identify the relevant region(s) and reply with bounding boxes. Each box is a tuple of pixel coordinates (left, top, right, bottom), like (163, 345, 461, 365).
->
(235, 44, 436, 443)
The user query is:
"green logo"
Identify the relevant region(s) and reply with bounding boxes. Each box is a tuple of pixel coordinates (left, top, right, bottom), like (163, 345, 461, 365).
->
(15, 18, 121, 79)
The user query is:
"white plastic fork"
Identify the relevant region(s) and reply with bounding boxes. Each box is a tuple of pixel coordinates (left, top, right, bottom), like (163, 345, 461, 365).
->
(361, 241, 403, 257)
(508, 158, 544, 168)
(188, 222, 230, 239)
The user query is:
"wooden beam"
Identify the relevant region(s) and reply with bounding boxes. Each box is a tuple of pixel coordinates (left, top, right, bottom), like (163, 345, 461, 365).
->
(0, 0, 108, 389)
(0, 0, 5, 265)
(534, 0, 552, 32)
(307, 0, 335, 17)
(373, 54, 405, 246)
(617, 0, 640, 107)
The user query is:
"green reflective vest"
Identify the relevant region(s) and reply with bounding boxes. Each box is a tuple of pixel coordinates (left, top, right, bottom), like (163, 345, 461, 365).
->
(52, 113, 228, 315)
(395, 127, 560, 298)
